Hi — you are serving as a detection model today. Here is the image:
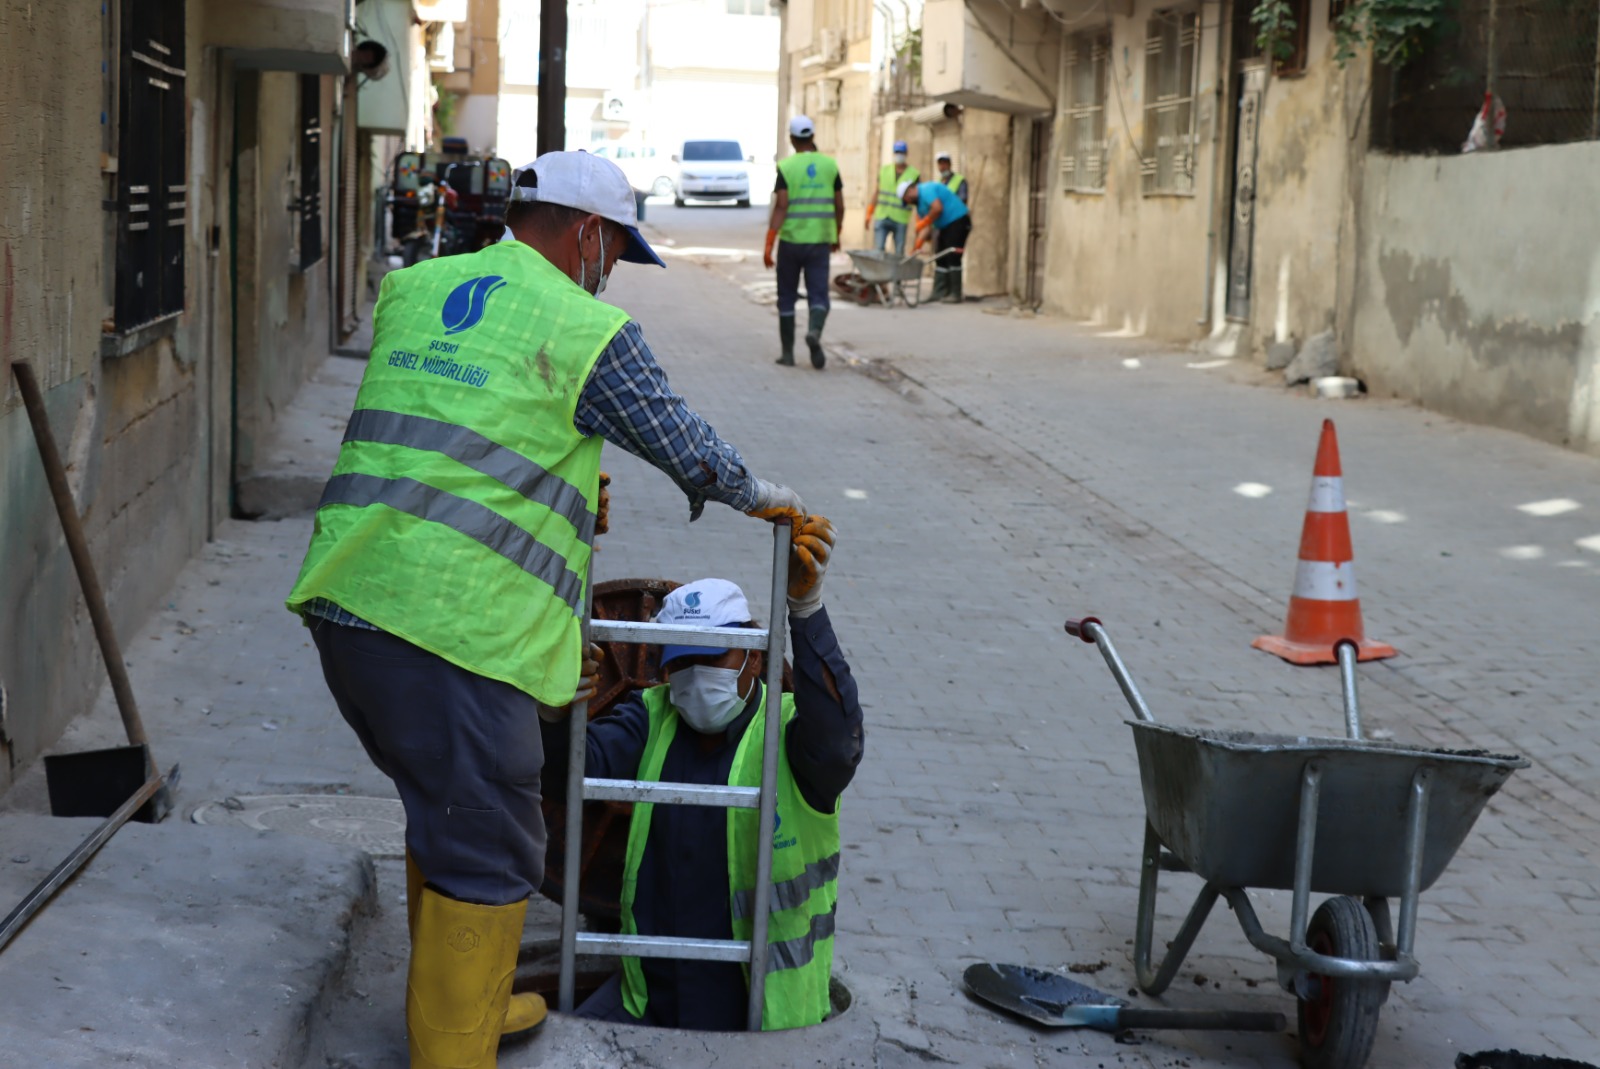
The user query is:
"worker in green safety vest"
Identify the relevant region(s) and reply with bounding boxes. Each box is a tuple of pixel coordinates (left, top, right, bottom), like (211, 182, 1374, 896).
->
(286, 150, 806, 1069)
(936, 152, 968, 205)
(862, 139, 918, 255)
(540, 516, 863, 1031)
(764, 115, 845, 369)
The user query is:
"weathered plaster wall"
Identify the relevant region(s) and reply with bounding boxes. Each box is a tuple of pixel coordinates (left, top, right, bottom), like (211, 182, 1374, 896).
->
(1038, 5, 1223, 337)
(1242, 15, 1368, 360)
(234, 71, 334, 482)
(0, 1, 213, 786)
(1351, 142, 1600, 450)
(926, 108, 1011, 297)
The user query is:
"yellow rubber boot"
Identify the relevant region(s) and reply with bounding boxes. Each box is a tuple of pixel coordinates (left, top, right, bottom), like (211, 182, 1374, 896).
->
(407, 887, 526, 1069)
(405, 854, 544, 1038)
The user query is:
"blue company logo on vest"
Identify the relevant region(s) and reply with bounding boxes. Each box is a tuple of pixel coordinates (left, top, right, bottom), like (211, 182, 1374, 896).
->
(773, 808, 797, 851)
(806, 162, 817, 179)
(442, 275, 506, 335)
(384, 274, 505, 388)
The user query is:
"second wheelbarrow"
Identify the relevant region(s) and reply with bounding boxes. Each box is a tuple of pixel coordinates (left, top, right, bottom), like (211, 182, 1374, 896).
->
(1064, 616, 1528, 1069)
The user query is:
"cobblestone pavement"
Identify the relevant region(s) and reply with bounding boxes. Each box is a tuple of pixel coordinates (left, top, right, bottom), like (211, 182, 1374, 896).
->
(11, 207, 1594, 1067)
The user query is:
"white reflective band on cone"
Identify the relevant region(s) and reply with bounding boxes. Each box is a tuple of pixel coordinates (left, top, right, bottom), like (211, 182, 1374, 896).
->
(1306, 476, 1346, 513)
(1292, 559, 1359, 601)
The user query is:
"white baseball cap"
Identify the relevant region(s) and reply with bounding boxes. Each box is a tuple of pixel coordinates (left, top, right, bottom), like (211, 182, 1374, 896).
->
(655, 579, 753, 667)
(510, 151, 665, 268)
(789, 115, 815, 138)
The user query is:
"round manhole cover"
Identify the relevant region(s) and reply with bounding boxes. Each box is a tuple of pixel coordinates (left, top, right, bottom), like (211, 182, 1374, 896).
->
(192, 794, 405, 857)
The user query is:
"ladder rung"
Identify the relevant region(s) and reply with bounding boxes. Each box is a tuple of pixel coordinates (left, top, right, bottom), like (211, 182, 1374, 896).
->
(576, 932, 752, 962)
(582, 778, 761, 808)
(590, 619, 771, 650)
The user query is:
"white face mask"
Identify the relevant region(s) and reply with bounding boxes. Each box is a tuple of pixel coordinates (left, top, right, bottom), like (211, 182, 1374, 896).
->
(893, 153, 908, 166)
(669, 655, 752, 734)
(577, 221, 610, 296)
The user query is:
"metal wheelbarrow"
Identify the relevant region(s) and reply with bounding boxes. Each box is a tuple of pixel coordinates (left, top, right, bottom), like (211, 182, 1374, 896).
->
(1064, 616, 1528, 1069)
(842, 247, 963, 308)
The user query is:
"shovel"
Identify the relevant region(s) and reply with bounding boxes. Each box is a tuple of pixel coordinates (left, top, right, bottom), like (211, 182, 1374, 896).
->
(963, 963, 1285, 1034)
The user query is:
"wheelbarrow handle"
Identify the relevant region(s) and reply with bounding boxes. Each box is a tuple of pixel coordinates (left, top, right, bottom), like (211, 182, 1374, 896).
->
(1063, 617, 1102, 643)
(1114, 1007, 1287, 1032)
(1063, 616, 1157, 723)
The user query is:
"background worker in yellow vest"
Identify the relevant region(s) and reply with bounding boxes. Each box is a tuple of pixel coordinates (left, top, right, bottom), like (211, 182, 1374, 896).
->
(540, 517, 863, 1031)
(862, 140, 918, 255)
(763, 115, 844, 369)
(936, 152, 968, 205)
(286, 150, 805, 1069)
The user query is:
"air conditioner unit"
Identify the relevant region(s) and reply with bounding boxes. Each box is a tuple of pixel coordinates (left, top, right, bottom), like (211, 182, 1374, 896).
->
(819, 27, 845, 66)
(427, 21, 455, 72)
(603, 92, 631, 122)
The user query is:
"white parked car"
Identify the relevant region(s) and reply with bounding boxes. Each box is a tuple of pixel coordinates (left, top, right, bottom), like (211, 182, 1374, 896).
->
(589, 142, 675, 198)
(672, 139, 752, 207)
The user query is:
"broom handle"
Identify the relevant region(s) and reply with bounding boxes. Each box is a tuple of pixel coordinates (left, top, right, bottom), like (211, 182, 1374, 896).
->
(11, 361, 149, 748)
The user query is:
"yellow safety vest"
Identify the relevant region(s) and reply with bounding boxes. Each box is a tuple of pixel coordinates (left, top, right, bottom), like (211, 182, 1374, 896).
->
(619, 684, 840, 1029)
(875, 163, 919, 225)
(286, 241, 628, 705)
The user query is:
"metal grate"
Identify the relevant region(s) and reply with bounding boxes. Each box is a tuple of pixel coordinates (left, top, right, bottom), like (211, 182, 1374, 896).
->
(298, 74, 325, 270)
(1377, 0, 1600, 154)
(1142, 8, 1201, 195)
(112, 0, 187, 332)
(1061, 31, 1110, 193)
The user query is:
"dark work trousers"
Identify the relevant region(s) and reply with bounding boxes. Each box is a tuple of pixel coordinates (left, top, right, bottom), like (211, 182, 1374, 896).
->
(935, 214, 971, 288)
(775, 241, 831, 318)
(309, 617, 544, 906)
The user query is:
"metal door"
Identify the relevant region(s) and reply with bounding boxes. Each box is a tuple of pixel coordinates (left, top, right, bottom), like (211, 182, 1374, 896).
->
(1025, 118, 1051, 309)
(1225, 63, 1266, 323)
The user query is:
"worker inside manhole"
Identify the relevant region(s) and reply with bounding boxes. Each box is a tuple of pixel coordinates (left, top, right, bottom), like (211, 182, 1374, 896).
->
(538, 536, 864, 1031)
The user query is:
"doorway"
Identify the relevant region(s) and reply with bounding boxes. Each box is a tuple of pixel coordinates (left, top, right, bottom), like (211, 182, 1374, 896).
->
(1024, 117, 1051, 309)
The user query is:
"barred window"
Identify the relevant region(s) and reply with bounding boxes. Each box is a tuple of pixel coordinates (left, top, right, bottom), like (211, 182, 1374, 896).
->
(1061, 32, 1109, 193)
(113, 0, 187, 331)
(1142, 9, 1200, 195)
(298, 74, 324, 270)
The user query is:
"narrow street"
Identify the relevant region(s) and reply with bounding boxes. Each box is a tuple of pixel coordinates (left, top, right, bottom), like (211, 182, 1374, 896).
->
(12, 203, 1593, 1068)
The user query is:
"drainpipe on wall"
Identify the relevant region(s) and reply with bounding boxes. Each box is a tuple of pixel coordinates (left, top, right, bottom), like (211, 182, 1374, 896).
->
(1198, 0, 1229, 328)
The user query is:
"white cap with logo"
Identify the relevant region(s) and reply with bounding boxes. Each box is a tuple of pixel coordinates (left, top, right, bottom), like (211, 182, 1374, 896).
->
(655, 578, 754, 667)
(789, 115, 815, 139)
(509, 151, 665, 267)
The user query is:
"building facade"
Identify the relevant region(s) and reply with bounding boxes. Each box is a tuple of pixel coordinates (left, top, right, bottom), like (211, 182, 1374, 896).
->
(0, 0, 443, 788)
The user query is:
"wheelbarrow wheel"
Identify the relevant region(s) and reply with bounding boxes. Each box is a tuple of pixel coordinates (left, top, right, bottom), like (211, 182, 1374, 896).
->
(1298, 896, 1384, 1069)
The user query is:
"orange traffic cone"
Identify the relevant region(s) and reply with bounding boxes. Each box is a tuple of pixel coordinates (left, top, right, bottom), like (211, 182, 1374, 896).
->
(1253, 419, 1396, 665)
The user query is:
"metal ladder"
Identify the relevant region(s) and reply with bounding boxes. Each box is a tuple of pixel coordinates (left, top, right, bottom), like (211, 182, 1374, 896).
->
(557, 520, 791, 1031)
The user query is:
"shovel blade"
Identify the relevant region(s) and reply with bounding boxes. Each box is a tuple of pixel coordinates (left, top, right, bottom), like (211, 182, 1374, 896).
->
(962, 963, 1123, 1029)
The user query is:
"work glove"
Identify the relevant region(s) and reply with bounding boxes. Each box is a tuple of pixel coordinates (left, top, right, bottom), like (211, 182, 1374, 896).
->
(595, 472, 611, 537)
(746, 477, 805, 525)
(540, 642, 603, 723)
(763, 228, 777, 270)
(787, 514, 835, 619)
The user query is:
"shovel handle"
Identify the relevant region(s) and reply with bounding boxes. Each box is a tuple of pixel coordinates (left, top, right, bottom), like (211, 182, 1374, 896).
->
(1115, 1007, 1286, 1032)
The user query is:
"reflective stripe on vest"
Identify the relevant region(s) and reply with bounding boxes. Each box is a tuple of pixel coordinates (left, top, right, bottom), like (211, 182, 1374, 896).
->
(619, 684, 841, 1030)
(777, 152, 839, 244)
(317, 472, 586, 613)
(343, 408, 597, 544)
(876, 164, 918, 222)
(286, 241, 627, 705)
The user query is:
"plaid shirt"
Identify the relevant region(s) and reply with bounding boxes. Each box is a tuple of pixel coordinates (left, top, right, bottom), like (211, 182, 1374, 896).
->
(304, 319, 757, 631)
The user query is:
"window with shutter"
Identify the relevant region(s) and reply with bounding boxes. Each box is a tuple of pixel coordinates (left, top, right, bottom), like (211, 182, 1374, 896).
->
(1141, 9, 1200, 195)
(1061, 31, 1110, 193)
(298, 74, 325, 270)
(113, 0, 187, 332)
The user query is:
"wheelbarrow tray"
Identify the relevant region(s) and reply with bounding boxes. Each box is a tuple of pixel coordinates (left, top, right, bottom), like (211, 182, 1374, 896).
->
(1129, 721, 1525, 898)
(846, 248, 924, 283)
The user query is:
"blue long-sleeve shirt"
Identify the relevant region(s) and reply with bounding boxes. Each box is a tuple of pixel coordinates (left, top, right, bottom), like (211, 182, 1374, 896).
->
(540, 606, 864, 1031)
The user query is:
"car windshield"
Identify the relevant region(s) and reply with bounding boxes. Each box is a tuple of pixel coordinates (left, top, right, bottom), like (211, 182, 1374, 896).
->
(683, 141, 742, 162)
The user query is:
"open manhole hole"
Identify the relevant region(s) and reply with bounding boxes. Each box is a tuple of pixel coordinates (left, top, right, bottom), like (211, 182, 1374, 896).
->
(192, 794, 405, 857)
